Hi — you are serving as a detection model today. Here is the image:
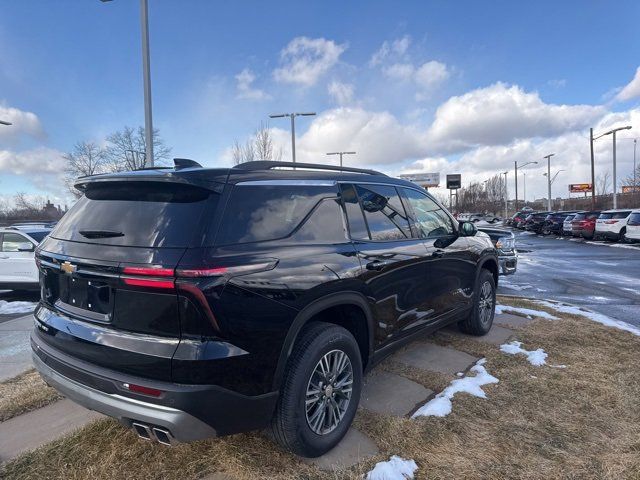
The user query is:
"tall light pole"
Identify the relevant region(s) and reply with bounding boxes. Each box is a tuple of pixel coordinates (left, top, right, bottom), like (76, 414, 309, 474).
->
(521, 172, 527, 204)
(326, 151, 356, 167)
(543, 154, 555, 210)
(514, 160, 538, 211)
(593, 125, 632, 208)
(269, 112, 316, 163)
(100, 0, 154, 167)
(502, 171, 508, 219)
(543, 169, 565, 205)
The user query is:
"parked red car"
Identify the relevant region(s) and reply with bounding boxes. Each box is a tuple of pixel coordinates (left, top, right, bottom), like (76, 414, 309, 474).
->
(571, 211, 601, 239)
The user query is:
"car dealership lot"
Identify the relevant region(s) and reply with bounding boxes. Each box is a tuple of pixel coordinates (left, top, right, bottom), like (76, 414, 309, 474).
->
(499, 230, 640, 328)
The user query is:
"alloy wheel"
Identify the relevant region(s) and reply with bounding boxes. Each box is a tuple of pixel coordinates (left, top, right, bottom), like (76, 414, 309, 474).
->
(305, 349, 353, 435)
(478, 280, 494, 326)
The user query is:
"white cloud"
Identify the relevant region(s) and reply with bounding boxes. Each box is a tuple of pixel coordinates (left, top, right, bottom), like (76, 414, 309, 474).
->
(273, 37, 347, 87)
(615, 66, 640, 102)
(296, 107, 425, 166)
(383, 63, 415, 81)
(369, 35, 411, 66)
(548, 79, 567, 88)
(0, 147, 63, 175)
(0, 103, 44, 142)
(235, 68, 271, 101)
(425, 82, 605, 154)
(327, 81, 354, 105)
(415, 61, 450, 90)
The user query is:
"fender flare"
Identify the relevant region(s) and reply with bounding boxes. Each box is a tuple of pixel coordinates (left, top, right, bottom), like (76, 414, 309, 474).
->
(271, 291, 375, 391)
(477, 253, 499, 285)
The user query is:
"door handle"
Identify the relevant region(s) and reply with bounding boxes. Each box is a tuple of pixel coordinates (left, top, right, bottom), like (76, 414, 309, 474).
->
(366, 260, 390, 271)
(432, 250, 445, 258)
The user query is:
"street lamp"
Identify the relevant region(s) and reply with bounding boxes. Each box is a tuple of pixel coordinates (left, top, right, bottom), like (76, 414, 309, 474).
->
(326, 151, 356, 168)
(543, 154, 555, 210)
(520, 172, 527, 204)
(543, 169, 565, 207)
(269, 112, 316, 163)
(514, 160, 538, 211)
(501, 171, 508, 219)
(100, 0, 154, 167)
(593, 125, 632, 208)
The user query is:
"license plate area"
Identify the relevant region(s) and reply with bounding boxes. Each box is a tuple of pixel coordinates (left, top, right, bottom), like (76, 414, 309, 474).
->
(58, 275, 113, 321)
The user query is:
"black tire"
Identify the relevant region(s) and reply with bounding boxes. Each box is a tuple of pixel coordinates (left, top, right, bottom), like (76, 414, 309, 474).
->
(459, 269, 496, 336)
(620, 228, 627, 243)
(269, 322, 362, 458)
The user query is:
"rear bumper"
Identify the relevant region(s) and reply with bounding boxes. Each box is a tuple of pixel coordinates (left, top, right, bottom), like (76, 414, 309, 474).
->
(595, 230, 620, 240)
(31, 330, 279, 441)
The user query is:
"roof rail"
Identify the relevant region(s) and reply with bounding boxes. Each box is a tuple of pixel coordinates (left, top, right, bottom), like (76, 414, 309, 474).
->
(232, 161, 386, 176)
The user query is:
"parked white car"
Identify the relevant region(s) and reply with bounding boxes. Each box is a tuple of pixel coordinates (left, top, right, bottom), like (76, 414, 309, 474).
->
(0, 227, 51, 290)
(626, 210, 640, 242)
(594, 209, 633, 241)
(562, 213, 576, 236)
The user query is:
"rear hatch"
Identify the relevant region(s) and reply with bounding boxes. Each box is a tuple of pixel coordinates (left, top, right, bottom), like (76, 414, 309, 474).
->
(35, 180, 218, 381)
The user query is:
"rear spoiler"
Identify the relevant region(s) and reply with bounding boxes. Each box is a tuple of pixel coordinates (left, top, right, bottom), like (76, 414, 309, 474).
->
(74, 171, 225, 193)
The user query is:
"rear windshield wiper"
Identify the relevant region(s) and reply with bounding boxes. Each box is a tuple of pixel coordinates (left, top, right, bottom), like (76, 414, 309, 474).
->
(79, 230, 125, 239)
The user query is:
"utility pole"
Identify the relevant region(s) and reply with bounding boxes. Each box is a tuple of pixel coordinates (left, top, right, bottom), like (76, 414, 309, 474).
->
(544, 153, 555, 210)
(326, 151, 356, 167)
(502, 171, 508, 219)
(590, 128, 595, 210)
(592, 125, 632, 209)
(269, 112, 316, 163)
(522, 172, 526, 204)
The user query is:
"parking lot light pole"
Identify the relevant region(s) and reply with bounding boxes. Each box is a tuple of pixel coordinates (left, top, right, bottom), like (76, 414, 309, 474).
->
(269, 112, 316, 163)
(100, 0, 154, 167)
(514, 160, 538, 211)
(326, 151, 356, 167)
(502, 171, 508, 219)
(543, 154, 555, 210)
(593, 125, 632, 208)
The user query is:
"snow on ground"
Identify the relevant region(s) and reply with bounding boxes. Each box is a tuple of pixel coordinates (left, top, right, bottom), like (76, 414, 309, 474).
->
(500, 282, 532, 291)
(0, 300, 37, 314)
(495, 304, 559, 320)
(366, 456, 418, 480)
(500, 341, 547, 366)
(533, 300, 640, 337)
(412, 359, 498, 418)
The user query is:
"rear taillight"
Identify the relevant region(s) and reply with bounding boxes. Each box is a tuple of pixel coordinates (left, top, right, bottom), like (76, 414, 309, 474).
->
(176, 261, 277, 278)
(122, 266, 175, 290)
(604, 220, 618, 224)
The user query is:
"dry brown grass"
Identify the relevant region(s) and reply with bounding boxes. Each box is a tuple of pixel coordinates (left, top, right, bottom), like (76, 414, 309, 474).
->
(0, 369, 61, 422)
(3, 297, 640, 479)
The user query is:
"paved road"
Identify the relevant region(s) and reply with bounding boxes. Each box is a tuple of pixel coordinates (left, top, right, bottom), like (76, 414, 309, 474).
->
(498, 230, 640, 328)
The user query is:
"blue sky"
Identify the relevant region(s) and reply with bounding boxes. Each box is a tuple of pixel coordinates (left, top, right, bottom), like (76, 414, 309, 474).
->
(1, 0, 640, 204)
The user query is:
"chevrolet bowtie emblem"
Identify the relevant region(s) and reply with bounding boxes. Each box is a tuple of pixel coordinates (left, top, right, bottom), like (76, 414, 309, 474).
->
(61, 261, 77, 275)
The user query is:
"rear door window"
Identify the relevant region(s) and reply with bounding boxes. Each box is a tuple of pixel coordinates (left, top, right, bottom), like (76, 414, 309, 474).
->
(215, 184, 343, 245)
(628, 213, 640, 225)
(399, 187, 455, 238)
(1, 232, 30, 252)
(52, 182, 214, 248)
(354, 184, 411, 241)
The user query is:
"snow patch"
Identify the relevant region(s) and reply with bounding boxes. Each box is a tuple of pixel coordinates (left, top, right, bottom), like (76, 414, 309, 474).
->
(500, 283, 532, 291)
(0, 300, 37, 314)
(533, 300, 640, 337)
(495, 304, 559, 320)
(412, 359, 498, 418)
(366, 456, 418, 480)
(500, 341, 547, 366)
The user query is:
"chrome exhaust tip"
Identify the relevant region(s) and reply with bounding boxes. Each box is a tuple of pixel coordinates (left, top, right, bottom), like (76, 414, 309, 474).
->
(152, 427, 174, 446)
(132, 422, 153, 441)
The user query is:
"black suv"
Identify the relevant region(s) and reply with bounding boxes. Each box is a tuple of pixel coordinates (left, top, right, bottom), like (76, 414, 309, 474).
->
(32, 160, 498, 457)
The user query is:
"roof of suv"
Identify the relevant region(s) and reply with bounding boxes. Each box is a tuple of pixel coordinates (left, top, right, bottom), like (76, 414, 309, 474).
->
(74, 160, 421, 192)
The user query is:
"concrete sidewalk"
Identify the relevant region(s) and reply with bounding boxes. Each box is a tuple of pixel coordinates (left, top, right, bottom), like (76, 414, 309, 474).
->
(0, 399, 102, 462)
(0, 314, 34, 382)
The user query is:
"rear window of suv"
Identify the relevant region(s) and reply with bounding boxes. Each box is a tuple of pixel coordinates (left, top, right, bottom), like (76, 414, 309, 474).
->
(52, 182, 214, 248)
(214, 184, 345, 245)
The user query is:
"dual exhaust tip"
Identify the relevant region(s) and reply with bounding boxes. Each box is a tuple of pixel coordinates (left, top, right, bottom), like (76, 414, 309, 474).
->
(132, 422, 174, 446)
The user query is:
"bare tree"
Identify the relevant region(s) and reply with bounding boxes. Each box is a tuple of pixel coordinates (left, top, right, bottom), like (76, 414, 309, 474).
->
(105, 126, 171, 171)
(232, 123, 282, 165)
(63, 141, 107, 196)
(596, 171, 611, 196)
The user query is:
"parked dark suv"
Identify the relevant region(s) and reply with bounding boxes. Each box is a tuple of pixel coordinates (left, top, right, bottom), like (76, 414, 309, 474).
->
(31, 160, 499, 457)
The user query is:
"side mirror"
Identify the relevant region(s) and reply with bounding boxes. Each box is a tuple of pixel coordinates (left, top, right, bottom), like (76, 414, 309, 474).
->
(459, 221, 477, 237)
(17, 242, 35, 252)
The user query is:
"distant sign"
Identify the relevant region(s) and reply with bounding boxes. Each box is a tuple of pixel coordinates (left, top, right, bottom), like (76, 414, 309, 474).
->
(622, 185, 640, 194)
(569, 183, 592, 193)
(399, 172, 440, 187)
(446, 174, 462, 190)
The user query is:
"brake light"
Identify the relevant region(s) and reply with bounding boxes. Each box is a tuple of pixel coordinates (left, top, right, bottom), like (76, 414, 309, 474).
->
(122, 266, 175, 289)
(124, 383, 163, 397)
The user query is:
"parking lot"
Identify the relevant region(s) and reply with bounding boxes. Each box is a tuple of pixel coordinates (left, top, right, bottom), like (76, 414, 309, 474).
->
(498, 230, 640, 328)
